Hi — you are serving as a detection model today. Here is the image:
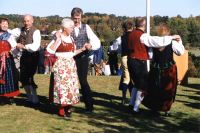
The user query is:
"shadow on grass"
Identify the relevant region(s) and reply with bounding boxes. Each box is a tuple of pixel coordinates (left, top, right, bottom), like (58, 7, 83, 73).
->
(66, 90, 200, 132)
(185, 84, 200, 90)
(15, 93, 58, 115)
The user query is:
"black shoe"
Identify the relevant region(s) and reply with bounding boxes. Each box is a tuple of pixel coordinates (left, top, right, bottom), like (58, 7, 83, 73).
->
(132, 110, 143, 115)
(24, 101, 34, 107)
(84, 107, 94, 112)
(9, 98, 15, 105)
(122, 99, 129, 104)
(0, 102, 4, 106)
(128, 105, 134, 110)
(33, 102, 40, 107)
(165, 112, 171, 117)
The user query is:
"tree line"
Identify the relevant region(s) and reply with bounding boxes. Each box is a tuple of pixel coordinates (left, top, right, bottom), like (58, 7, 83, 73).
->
(1, 13, 200, 77)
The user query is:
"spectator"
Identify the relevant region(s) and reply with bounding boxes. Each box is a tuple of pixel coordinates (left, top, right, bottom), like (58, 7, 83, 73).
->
(44, 43, 54, 74)
(37, 45, 45, 74)
(108, 42, 118, 75)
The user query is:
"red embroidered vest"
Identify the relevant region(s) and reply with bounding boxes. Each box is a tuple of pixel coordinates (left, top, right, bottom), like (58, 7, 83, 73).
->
(0, 41, 11, 53)
(56, 37, 75, 53)
(126, 30, 148, 60)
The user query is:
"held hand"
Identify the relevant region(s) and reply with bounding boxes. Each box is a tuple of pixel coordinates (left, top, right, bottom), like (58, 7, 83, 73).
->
(101, 59, 103, 63)
(85, 43, 92, 50)
(172, 35, 181, 40)
(16, 43, 24, 50)
(81, 44, 87, 51)
(55, 31, 62, 41)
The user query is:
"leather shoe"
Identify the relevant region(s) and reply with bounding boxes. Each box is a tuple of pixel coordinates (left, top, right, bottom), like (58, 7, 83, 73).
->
(9, 98, 15, 105)
(24, 101, 34, 107)
(84, 107, 94, 112)
(165, 112, 171, 117)
(0, 102, 4, 106)
(132, 110, 143, 115)
(122, 99, 129, 104)
(128, 105, 134, 110)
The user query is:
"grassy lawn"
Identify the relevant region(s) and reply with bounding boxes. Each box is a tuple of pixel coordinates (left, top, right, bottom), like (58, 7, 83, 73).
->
(0, 75, 199, 133)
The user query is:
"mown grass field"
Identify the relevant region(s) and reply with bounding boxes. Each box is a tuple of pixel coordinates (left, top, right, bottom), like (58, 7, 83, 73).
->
(0, 75, 199, 133)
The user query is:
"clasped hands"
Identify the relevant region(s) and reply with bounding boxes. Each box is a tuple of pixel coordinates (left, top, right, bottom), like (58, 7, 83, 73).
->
(172, 35, 182, 42)
(81, 43, 92, 51)
(16, 43, 24, 50)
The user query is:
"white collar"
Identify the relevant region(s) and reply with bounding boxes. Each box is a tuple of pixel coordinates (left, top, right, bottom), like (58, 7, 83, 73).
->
(75, 22, 82, 29)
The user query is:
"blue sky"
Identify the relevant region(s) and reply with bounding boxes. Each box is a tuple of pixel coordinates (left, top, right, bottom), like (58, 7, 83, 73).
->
(0, 0, 199, 18)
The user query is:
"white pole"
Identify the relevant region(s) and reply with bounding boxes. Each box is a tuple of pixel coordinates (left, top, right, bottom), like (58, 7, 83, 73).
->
(146, 0, 150, 72)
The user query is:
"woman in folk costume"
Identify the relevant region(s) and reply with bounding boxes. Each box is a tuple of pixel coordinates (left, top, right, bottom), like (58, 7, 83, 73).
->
(0, 17, 21, 106)
(142, 24, 185, 116)
(44, 43, 54, 74)
(48, 18, 88, 118)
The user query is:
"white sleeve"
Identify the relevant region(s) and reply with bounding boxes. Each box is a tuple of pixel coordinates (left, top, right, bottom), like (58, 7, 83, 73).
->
(10, 27, 22, 39)
(86, 24, 101, 50)
(140, 34, 173, 48)
(47, 38, 61, 54)
(172, 40, 185, 56)
(24, 30, 41, 52)
(112, 37, 121, 51)
(7, 35, 21, 56)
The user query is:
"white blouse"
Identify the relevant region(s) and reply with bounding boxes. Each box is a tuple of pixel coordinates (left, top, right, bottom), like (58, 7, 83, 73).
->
(47, 35, 76, 58)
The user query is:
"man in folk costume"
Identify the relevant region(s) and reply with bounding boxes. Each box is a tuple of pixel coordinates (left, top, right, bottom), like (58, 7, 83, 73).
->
(127, 17, 181, 115)
(109, 21, 134, 104)
(70, 8, 101, 112)
(11, 14, 41, 107)
(0, 17, 21, 105)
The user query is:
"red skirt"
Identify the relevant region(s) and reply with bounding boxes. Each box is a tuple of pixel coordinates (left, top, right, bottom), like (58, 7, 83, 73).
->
(142, 64, 177, 111)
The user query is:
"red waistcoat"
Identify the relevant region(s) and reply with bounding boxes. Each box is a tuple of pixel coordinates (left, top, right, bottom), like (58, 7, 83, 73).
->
(0, 41, 11, 53)
(126, 30, 148, 60)
(56, 37, 75, 53)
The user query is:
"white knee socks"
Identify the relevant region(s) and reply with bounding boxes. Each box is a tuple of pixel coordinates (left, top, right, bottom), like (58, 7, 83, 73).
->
(129, 87, 137, 106)
(30, 85, 39, 104)
(24, 85, 33, 102)
(133, 91, 144, 112)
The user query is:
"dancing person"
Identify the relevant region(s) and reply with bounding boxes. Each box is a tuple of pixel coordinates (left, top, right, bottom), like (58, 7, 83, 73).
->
(142, 24, 185, 117)
(11, 14, 41, 107)
(70, 7, 101, 111)
(48, 18, 89, 118)
(0, 17, 21, 106)
(110, 21, 134, 104)
(88, 46, 105, 76)
(127, 17, 181, 115)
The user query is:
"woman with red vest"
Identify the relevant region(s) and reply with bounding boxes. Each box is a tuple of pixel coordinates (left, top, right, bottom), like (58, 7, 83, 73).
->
(47, 18, 88, 118)
(142, 24, 185, 116)
(0, 17, 21, 106)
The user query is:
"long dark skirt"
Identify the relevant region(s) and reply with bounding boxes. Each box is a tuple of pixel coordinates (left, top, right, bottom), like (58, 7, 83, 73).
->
(0, 53, 20, 97)
(142, 64, 177, 112)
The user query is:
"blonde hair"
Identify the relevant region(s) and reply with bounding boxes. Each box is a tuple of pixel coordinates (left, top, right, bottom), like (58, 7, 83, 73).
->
(156, 24, 170, 36)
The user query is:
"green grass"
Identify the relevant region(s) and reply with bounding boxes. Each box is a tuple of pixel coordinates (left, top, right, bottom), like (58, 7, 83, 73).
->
(0, 75, 200, 133)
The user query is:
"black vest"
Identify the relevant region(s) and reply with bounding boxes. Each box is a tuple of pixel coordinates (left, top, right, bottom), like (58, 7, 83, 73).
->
(121, 31, 131, 57)
(152, 43, 175, 68)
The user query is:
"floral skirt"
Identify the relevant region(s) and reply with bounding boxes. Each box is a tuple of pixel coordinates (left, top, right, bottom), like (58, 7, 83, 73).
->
(94, 63, 101, 74)
(49, 57, 80, 106)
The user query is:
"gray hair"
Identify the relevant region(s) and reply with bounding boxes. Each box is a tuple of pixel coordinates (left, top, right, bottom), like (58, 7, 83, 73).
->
(61, 18, 74, 29)
(135, 17, 146, 28)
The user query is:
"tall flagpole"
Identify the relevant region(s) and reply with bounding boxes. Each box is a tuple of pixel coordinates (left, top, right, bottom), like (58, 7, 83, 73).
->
(146, 0, 150, 72)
